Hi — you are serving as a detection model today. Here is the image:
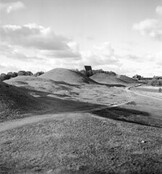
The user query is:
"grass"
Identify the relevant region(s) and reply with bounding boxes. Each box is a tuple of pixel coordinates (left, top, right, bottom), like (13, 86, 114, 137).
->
(1, 79, 162, 174)
(0, 112, 162, 174)
(92, 107, 162, 128)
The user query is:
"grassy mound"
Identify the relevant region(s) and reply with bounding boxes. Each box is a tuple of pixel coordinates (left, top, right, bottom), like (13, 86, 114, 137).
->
(90, 73, 125, 85)
(40, 68, 96, 84)
(0, 82, 48, 122)
(118, 75, 138, 84)
(91, 73, 137, 85)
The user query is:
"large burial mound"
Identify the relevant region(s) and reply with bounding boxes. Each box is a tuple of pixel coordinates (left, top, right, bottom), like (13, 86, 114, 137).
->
(0, 82, 47, 122)
(40, 68, 96, 84)
(91, 73, 137, 85)
(5, 76, 76, 92)
(5, 76, 80, 99)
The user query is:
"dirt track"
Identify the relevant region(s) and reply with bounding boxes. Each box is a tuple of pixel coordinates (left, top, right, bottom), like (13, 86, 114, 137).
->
(0, 100, 132, 133)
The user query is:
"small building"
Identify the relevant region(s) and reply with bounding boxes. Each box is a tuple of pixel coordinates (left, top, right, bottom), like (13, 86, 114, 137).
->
(84, 66, 93, 77)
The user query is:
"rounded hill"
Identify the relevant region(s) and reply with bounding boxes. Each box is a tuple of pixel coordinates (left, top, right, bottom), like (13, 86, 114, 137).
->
(90, 73, 125, 85)
(40, 68, 96, 84)
(117, 75, 137, 84)
(91, 73, 137, 85)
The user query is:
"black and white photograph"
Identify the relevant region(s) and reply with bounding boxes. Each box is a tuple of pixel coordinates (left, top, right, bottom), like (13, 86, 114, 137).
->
(0, 0, 162, 173)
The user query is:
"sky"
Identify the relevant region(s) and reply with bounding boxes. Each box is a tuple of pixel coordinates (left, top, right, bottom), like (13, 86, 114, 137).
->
(0, 0, 162, 77)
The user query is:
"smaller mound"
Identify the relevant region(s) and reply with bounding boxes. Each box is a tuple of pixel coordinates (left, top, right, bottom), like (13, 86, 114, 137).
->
(91, 73, 138, 85)
(0, 82, 47, 122)
(117, 75, 138, 84)
(90, 73, 125, 85)
(40, 68, 96, 84)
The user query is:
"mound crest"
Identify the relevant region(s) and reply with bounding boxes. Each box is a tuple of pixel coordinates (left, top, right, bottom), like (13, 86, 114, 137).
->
(40, 68, 96, 84)
(91, 73, 137, 85)
(118, 75, 137, 83)
(90, 73, 125, 85)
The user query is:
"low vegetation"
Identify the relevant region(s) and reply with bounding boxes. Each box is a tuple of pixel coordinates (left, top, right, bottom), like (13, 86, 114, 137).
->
(149, 79, 162, 86)
(0, 71, 44, 81)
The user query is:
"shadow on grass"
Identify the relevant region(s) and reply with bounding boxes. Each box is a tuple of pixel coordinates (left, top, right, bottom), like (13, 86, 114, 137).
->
(92, 107, 162, 128)
(2, 84, 162, 128)
(9, 86, 106, 116)
(0, 83, 106, 122)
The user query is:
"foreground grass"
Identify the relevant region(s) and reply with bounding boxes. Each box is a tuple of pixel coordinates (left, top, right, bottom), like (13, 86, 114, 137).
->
(0, 112, 162, 174)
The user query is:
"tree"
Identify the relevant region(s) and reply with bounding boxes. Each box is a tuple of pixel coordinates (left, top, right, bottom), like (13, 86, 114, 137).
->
(18, 71, 27, 76)
(0, 73, 10, 81)
(7, 72, 18, 78)
(26, 71, 33, 76)
(34, 71, 44, 77)
(133, 74, 142, 80)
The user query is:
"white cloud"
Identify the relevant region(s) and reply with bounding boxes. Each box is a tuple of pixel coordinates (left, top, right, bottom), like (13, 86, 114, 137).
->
(0, 23, 83, 73)
(133, 19, 162, 41)
(0, 23, 161, 76)
(82, 42, 120, 67)
(156, 6, 162, 16)
(0, 24, 69, 50)
(133, 5, 162, 41)
(0, 1, 25, 14)
(83, 42, 162, 76)
(0, 24, 81, 60)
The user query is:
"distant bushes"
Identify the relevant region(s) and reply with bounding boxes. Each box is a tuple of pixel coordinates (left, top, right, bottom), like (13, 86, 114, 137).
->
(92, 69, 116, 76)
(132, 74, 142, 80)
(79, 69, 116, 77)
(0, 73, 9, 81)
(149, 79, 162, 86)
(33, 71, 44, 77)
(18, 71, 33, 76)
(0, 71, 44, 81)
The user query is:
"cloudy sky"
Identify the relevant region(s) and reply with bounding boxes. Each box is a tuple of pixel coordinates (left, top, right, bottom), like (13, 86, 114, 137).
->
(0, 0, 162, 76)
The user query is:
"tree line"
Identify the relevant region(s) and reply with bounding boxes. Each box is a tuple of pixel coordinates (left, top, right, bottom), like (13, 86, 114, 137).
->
(0, 71, 44, 81)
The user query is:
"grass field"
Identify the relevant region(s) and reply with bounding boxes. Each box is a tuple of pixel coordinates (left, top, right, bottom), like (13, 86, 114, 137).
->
(1, 75, 162, 174)
(0, 112, 162, 174)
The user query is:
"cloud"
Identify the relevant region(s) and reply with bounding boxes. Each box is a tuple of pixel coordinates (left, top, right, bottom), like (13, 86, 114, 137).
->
(82, 42, 120, 67)
(82, 42, 162, 76)
(0, 24, 81, 60)
(156, 6, 162, 16)
(0, 22, 161, 76)
(133, 6, 162, 41)
(0, 63, 19, 74)
(41, 50, 81, 59)
(133, 19, 162, 41)
(0, 24, 69, 50)
(0, 1, 25, 14)
(0, 64, 5, 69)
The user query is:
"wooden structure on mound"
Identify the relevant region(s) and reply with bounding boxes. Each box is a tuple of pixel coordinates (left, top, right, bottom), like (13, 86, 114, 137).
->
(84, 66, 93, 77)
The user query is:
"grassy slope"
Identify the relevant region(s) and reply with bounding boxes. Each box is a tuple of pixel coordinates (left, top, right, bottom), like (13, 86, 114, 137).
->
(5, 76, 129, 106)
(1, 77, 162, 174)
(90, 73, 137, 86)
(0, 82, 49, 122)
(123, 88, 162, 119)
(0, 81, 105, 122)
(90, 73, 125, 85)
(0, 112, 162, 174)
(40, 68, 96, 85)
